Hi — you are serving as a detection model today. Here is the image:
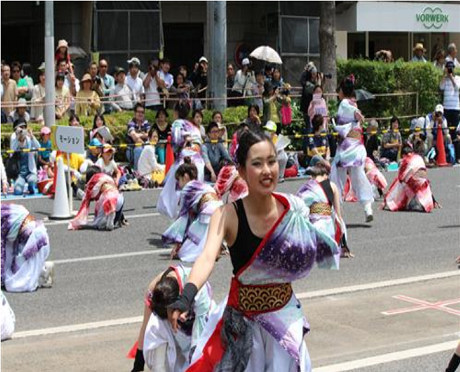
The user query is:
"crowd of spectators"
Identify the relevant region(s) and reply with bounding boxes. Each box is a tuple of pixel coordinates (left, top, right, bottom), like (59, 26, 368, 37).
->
(1, 39, 460, 197)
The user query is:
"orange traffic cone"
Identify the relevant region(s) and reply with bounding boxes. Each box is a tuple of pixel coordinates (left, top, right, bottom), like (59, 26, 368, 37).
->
(165, 135, 174, 175)
(436, 122, 450, 167)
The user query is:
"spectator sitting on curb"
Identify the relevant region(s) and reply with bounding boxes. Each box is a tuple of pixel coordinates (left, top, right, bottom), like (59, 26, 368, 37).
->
(202, 121, 231, 182)
(381, 116, 402, 162)
(8, 98, 30, 124)
(38, 126, 52, 170)
(137, 128, 165, 187)
(126, 103, 150, 171)
(365, 119, 381, 163)
(306, 114, 331, 165)
(424, 104, 452, 151)
(87, 138, 103, 164)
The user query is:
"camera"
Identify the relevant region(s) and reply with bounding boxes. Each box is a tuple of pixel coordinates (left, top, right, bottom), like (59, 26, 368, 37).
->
(322, 73, 332, 79)
(447, 67, 453, 74)
(16, 127, 28, 137)
(94, 76, 102, 85)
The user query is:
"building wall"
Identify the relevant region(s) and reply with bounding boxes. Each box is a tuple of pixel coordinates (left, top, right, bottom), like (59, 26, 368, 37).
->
(336, 31, 348, 60)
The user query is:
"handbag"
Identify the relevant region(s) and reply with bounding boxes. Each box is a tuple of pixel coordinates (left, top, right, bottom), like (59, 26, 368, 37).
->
(5, 152, 21, 180)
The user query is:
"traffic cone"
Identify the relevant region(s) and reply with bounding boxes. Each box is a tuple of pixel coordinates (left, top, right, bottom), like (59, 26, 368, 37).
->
(49, 157, 73, 220)
(165, 135, 174, 175)
(435, 122, 450, 167)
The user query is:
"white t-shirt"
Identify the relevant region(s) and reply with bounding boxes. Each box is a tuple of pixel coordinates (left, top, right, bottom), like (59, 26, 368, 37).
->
(96, 158, 118, 177)
(445, 55, 460, 68)
(126, 74, 145, 103)
(143, 74, 161, 107)
(439, 75, 460, 110)
(158, 70, 174, 89)
(138, 145, 164, 176)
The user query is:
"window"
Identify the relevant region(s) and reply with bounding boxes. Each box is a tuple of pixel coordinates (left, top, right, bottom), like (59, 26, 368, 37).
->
(280, 16, 320, 56)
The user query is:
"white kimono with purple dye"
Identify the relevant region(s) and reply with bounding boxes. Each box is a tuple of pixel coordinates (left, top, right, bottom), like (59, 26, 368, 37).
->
(188, 193, 339, 372)
(158, 119, 205, 219)
(1, 203, 50, 292)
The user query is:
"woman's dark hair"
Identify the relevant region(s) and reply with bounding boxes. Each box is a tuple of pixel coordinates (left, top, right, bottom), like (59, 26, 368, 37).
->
(155, 107, 168, 119)
(206, 121, 219, 134)
(313, 85, 322, 93)
(175, 72, 185, 83)
(247, 104, 259, 117)
(339, 76, 355, 97)
(306, 161, 330, 177)
(174, 100, 191, 119)
(148, 127, 159, 140)
(22, 63, 32, 77)
(69, 113, 80, 125)
(236, 128, 274, 167)
(312, 114, 324, 133)
(401, 141, 414, 156)
(92, 114, 106, 130)
(212, 110, 223, 121)
(150, 276, 180, 319)
(85, 165, 102, 185)
(390, 116, 400, 126)
(175, 157, 198, 181)
(134, 102, 145, 113)
(192, 108, 203, 120)
(55, 73, 65, 87)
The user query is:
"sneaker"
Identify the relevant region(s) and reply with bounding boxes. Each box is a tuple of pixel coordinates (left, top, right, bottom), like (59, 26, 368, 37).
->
(364, 202, 373, 223)
(39, 261, 55, 288)
(365, 213, 374, 223)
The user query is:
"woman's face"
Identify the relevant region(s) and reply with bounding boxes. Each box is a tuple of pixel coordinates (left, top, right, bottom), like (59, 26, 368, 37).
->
(240, 140, 278, 196)
(176, 74, 184, 86)
(102, 151, 113, 162)
(273, 69, 281, 80)
(70, 118, 80, 126)
(150, 131, 159, 144)
(213, 113, 222, 124)
(249, 107, 258, 120)
(313, 87, 322, 96)
(39, 74, 45, 85)
(193, 113, 203, 126)
(177, 173, 191, 189)
(391, 120, 399, 130)
(209, 126, 220, 141)
(82, 81, 91, 91)
(157, 112, 166, 123)
(56, 79, 64, 88)
(59, 47, 67, 54)
(90, 147, 101, 156)
(96, 117, 104, 128)
(42, 133, 50, 142)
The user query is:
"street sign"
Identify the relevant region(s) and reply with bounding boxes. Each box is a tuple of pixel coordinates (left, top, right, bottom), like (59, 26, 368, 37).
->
(54, 126, 85, 154)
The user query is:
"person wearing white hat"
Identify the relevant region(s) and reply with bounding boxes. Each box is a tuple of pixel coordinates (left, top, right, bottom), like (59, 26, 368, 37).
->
(232, 57, 256, 98)
(55, 39, 74, 74)
(424, 104, 452, 152)
(127, 57, 145, 105)
(7, 98, 30, 124)
(190, 57, 208, 102)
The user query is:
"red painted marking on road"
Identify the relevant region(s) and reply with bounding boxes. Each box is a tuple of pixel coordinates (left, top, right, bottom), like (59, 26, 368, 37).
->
(382, 295, 460, 317)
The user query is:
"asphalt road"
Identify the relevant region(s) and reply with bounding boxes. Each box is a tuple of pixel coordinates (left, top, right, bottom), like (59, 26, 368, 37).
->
(1, 166, 460, 372)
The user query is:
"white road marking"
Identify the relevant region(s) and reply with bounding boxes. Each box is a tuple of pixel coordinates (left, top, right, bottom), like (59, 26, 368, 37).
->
(12, 271, 460, 339)
(13, 316, 143, 339)
(297, 270, 460, 300)
(53, 249, 171, 264)
(312, 340, 459, 372)
(43, 212, 161, 226)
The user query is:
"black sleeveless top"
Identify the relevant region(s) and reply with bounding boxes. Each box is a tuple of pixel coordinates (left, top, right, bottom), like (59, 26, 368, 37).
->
(229, 199, 263, 275)
(319, 179, 334, 206)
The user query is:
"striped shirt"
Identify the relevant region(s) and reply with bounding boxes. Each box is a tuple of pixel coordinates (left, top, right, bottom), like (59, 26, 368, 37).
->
(439, 76, 460, 110)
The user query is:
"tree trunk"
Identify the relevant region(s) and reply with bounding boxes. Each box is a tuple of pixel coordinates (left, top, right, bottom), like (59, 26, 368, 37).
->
(319, 1, 337, 95)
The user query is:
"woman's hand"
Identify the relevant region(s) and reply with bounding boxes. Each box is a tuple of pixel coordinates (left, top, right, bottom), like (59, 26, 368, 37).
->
(169, 309, 189, 332)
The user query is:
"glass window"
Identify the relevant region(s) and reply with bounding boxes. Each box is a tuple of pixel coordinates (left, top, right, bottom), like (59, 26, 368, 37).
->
(97, 12, 129, 51)
(280, 17, 320, 56)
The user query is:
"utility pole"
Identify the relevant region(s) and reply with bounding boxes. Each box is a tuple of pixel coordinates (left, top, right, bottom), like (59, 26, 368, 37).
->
(319, 1, 337, 95)
(44, 1, 55, 127)
(207, 1, 227, 111)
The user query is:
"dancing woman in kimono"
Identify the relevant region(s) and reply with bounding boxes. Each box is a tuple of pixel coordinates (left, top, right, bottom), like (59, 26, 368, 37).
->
(162, 158, 223, 262)
(330, 76, 374, 222)
(158, 101, 205, 219)
(169, 129, 339, 372)
(343, 157, 388, 201)
(1, 203, 54, 292)
(297, 157, 353, 258)
(383, 142, 440, 212)
(129, 264, 214, 372)
(68, 166, 126, 231)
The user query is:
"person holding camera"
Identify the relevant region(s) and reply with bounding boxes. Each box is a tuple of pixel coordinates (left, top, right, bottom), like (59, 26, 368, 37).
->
(300, 62, 322, 134)
(143, 59, 164, 112)
(440, 61, 460, 131)
(232, 58, 256, 99)
(424, 104, 452, 152)
(10, 118, 40, 195)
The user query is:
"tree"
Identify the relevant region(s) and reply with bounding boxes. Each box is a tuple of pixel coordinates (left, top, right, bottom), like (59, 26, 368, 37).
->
(319, 1, 337, 94)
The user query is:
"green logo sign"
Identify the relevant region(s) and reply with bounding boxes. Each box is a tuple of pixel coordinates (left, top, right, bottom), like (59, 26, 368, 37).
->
(416, 7, 449, 29)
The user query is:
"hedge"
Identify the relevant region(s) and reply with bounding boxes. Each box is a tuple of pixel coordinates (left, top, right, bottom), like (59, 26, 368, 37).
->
(336, 59, 444, 123)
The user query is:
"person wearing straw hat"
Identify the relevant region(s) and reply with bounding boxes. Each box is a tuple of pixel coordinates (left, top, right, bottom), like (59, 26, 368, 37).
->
(411, 43, 427, 63)
(7, 98, 30, 124)
(55, 39, 73, 74)
(75, 73, 101, 117)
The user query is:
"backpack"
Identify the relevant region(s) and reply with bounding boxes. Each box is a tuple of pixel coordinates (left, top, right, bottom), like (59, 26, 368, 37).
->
(5, 153, 21, 180)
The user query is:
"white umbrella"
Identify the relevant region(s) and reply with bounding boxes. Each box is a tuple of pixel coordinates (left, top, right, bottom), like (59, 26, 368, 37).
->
(250, 46, 283, 64)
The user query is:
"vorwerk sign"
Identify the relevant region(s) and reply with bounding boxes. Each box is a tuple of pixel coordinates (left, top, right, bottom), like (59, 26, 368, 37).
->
(416, 7, 449, 29)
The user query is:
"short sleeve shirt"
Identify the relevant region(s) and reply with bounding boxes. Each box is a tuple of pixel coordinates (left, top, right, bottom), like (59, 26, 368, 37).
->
(127, 120, 151, 143)
(307, 133, 329, 157)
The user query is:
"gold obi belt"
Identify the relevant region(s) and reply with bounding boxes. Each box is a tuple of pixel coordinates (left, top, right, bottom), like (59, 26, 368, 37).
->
(347, 129, 362, 140)
(310, 202, 332, 216)
(229, 278, 293, 315)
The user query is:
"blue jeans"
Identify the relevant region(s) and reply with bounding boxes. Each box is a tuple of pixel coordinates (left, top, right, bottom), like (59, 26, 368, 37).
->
(14, 172, 37, 195)
(126, 146, 144, 171)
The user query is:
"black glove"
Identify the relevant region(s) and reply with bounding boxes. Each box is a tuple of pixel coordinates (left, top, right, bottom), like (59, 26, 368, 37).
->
(167, 283, 198, 313)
